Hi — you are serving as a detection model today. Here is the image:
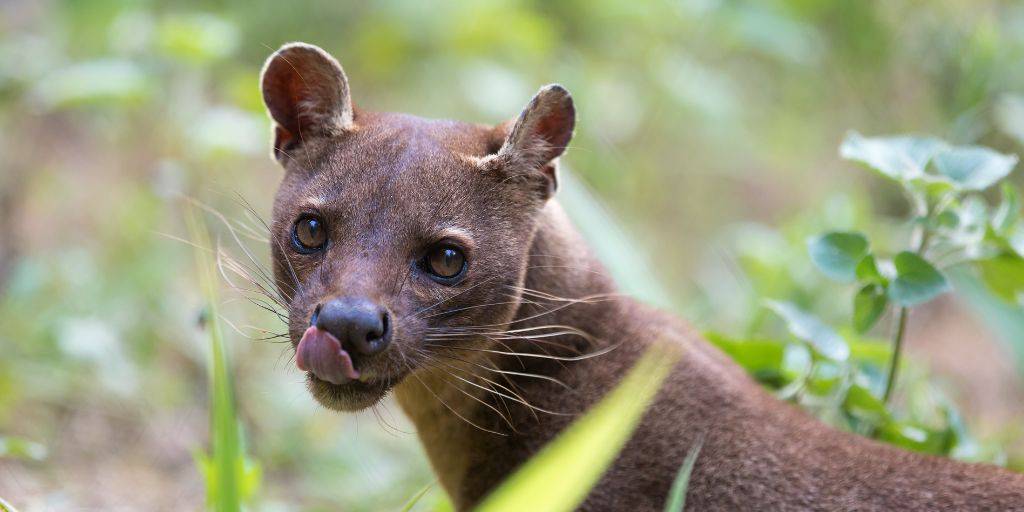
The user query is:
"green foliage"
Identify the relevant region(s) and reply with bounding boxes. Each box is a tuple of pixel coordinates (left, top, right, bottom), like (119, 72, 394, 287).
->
(807, 232, 869, 283)
(889, 252, 949, 307)
(707, 131, 1021, 465)
(186, 206, 261, 511)
(475, 345, 677, 512)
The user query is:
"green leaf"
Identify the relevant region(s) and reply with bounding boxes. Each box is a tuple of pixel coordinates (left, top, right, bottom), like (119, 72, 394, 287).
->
(764, 300, 849, 361)
(932, 146, 1019, 191)
(839, 132, 945, 181)
(807, 231, 870, 282)
(476, 345, 677, 512)
(705, 333, 788, 384)
(663, 441, 702, 512)
(843, 380, 890, 424)
(855, 254, 884, 284)
(978, 253, 1024, 304)
(853, 284, 887, 333)
(888, 252, 950, 306)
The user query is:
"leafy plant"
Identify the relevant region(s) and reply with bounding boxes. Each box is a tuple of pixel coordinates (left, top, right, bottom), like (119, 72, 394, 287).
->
(475, 344, 679, 512)
(705, 132, 1021, 463)
(821, 132, 1018, 402)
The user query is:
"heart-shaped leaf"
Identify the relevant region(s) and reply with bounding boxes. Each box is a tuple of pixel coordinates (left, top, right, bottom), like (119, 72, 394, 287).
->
(853, 284, 887, 333)
(932, 146, 1019, 191)
(808, 231, 870, 282)
(764, 300, 849, 361)
(839, 132, 945, 181)
(888, 252, 949, 306)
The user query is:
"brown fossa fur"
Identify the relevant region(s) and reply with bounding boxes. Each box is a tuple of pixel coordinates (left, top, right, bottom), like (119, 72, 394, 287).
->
(259, 43, 1024, 511)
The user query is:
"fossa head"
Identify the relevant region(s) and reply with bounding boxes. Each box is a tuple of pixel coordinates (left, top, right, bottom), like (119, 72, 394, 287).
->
(260, 42, 575, 410)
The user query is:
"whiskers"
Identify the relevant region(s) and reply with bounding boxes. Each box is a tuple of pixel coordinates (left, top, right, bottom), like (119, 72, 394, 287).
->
(404, 282, 620, 436)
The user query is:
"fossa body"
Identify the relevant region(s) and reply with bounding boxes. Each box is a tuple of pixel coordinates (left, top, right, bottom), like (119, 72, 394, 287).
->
(259, 43, 1024, 511)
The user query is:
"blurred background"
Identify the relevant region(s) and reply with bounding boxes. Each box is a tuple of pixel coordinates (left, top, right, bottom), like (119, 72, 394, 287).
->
(2, 0, 1024, 510)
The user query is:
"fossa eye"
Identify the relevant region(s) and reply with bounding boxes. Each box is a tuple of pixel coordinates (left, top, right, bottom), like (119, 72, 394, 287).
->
(422, 244, 467, 282)
(292, 215, 327, 253)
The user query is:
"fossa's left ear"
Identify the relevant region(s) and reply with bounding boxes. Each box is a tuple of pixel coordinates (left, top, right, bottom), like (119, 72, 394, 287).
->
(260, 42, 354, 162)
(487, 84, 575, 199)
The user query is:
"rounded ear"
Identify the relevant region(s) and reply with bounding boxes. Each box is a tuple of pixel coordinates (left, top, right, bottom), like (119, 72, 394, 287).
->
(260, 42, 354, 161)
(492, 84, 575, 198)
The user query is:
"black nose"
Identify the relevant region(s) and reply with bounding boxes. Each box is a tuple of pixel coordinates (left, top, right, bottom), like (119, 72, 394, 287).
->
(313, 297, 391, 356)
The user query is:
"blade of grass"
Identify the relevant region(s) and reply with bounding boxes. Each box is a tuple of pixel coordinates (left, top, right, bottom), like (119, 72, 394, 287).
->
(0, 497, 20, 512)
(474, 343, 680, 512)
(399, 481, 435, 512)
(663, 440, 703, 512)
(185, 203, 243, 512)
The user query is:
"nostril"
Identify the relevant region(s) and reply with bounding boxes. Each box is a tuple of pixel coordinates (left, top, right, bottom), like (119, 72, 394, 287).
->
(367, 311, 390, 342)
(310, 303, 322, 326)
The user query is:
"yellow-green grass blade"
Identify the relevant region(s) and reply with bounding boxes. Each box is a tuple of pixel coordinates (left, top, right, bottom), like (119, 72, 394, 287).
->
(399, 481, 436, 512)
(0, 496, 20, 512)
(663, 440, 702, 512)
(475, 343, 679, 512)
(185, 204, 244, 512)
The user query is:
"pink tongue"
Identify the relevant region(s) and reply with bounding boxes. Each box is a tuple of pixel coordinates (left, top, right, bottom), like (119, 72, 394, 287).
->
(296, 326, 360, 385)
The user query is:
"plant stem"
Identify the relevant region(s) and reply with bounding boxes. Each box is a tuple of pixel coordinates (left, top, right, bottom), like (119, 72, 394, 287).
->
(882, 306, 908, 404)
(880, 204, 933, 406)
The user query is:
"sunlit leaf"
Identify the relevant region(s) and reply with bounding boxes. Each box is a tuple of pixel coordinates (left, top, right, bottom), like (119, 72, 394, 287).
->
(888, 252, 949, 306)
(843, 380, 890, 424)
(807, 231, 869, 282)
(475, 345, 678, 512)
(932, 146, 1019, 191)
(853, 284, 887, 333)
(855, 254, 886, 284)
(764, 300, 849, 361)
(839, 132, 945, 181)
(977, 253, 1024, 304)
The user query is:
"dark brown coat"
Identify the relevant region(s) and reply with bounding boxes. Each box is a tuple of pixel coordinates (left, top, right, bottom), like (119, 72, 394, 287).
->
(259, 42, 1024, 511)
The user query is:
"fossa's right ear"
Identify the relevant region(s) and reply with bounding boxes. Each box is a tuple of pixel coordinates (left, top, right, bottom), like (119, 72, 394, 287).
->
(260, 42, 353, 162)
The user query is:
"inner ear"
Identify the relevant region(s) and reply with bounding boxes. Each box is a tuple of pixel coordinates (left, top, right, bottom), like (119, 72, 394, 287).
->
(260, 42, 354, 160)
(501, 84, 575, 164)
(490, 85, 575, 198)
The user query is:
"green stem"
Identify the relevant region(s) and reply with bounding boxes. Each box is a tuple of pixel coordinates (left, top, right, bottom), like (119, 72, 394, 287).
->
(882, 306, 908, 404)
(880, 204, 933, 407)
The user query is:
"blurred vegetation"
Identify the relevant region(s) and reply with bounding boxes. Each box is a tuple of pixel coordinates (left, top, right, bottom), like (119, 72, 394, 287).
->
(2, 0, 1024, 509)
